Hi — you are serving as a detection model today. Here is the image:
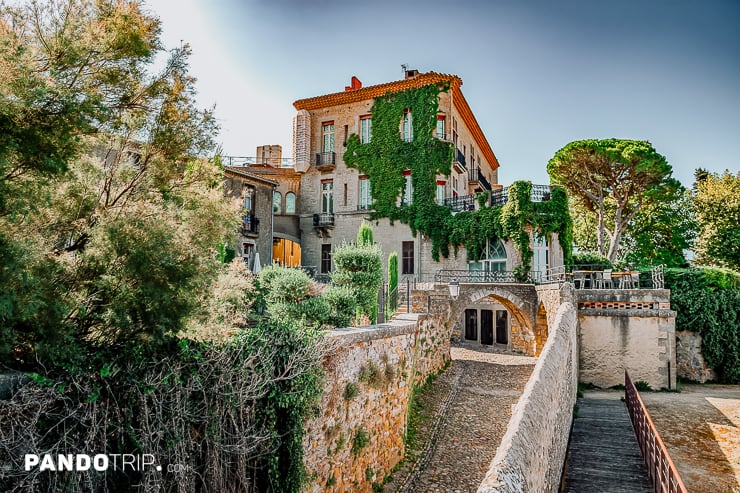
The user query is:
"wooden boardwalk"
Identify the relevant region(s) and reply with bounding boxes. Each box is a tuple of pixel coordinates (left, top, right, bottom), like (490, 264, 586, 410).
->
(563, 391, 653, 493)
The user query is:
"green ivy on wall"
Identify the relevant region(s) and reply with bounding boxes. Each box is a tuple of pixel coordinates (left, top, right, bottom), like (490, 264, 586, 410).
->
(344, 84, 573, 272)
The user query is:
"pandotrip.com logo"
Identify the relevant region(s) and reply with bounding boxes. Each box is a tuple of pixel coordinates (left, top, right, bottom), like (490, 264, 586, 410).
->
(25, 454, 173, 473)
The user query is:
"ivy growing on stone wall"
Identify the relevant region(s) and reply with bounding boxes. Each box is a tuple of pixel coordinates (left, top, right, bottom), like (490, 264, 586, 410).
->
(344, 85, 573, 271)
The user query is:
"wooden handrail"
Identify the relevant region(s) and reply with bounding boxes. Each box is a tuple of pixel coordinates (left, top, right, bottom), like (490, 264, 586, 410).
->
(624, 371, 688, 493)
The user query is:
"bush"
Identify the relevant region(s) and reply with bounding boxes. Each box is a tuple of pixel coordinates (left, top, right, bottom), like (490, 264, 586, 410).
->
(258, 265, 311, 305)
(665, 267, 740, 383)
(322, 286, 358, 328)
(572, 252, 612, 270)
(331, 241, 382, 324)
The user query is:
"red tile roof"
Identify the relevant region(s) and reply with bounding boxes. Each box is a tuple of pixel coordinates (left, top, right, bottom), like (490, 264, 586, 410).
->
(292, 72, 499, 171)
(293, 72, 461, 111)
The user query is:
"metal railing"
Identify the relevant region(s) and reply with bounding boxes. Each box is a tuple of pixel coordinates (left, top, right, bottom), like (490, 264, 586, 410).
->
(434, 269, 531, 284)
(487, 184, 558, 207)
(454, 148, 467, 170)
(221, 156, 295, 168)
(312, 212, 335, 227)
(443, 194, 476, 212)
(540, 264, 666, 290)
(468, 167, 492, 191)
(625, 371, 688, 493)
(315, 152, 336, 166)
(240, 215, 259, 235)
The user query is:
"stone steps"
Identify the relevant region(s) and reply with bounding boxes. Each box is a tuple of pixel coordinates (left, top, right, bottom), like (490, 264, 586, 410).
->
(562, 394, 653, 493)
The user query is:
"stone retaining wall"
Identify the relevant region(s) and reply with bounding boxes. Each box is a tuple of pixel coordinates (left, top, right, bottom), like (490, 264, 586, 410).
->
(477, 288, 578, 493)
(675, 330, 717, 383)
(302, 312, 451, 493)
(578, 289, 677, 389)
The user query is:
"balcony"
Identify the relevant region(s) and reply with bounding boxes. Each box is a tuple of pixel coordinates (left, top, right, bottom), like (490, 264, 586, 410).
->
(240, 215, 259, 236)
(313, 212, 335, 228)
(443, 194, 476, 213)
(468, 167, 492, 191)
(452, 148, 467, 173)
(315, 152, 336, 171)
(489, 184, 556, 207)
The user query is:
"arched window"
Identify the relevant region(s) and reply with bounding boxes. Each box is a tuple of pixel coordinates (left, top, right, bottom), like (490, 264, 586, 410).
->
(469, 239, 507, 273)
(285, 192, 296, 214)
(273, 191, 282, 214)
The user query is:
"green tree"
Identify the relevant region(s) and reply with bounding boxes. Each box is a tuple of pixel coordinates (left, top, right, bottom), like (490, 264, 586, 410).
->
(357, 220, 374, 246)
(548, 139, 680, 262)
(622, 187, 696, 267)
(694, 170, 740, 270)
(331, 241, 382, 325)
(0, 0, 236, 367)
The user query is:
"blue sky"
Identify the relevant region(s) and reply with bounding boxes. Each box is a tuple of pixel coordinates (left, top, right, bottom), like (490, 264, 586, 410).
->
(146, 0, 739, 187)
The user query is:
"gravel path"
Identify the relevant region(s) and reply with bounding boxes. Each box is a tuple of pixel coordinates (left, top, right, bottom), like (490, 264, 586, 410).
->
(386, 342, 535, 493)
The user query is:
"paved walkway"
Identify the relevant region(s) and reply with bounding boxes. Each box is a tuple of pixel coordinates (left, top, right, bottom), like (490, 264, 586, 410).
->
(387, 343, 536, 493)
(563, 391, 652, 493)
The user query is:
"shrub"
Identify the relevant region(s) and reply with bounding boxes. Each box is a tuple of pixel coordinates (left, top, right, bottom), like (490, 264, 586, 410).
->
(665, 267, 740, 383)
(344, 382, 360, 401)
(258, 265, 311, 305)
(322, 286, 358, 328)
(351, 428, 370, 456)
(572, 252, 612, 270)
(357, 221, 374, 246)
(331, 241, 382, 324)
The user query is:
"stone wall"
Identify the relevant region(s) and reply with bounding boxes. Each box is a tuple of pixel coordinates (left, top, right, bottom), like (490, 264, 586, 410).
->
(578, 289, 677, 389)
(675, 330, 718, 383)
(302, 312, 451, 493)
(477, 286, 578, 493)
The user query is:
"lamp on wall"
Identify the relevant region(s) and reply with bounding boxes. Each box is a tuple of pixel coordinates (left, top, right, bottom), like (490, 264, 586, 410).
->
(448, 280, 460, 299)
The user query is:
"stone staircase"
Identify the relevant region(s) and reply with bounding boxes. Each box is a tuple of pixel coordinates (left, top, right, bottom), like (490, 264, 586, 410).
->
(562, 391, 652, 492)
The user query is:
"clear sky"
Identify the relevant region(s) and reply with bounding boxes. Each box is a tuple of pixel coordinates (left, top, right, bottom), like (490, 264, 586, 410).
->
(145, 0, 739, 187)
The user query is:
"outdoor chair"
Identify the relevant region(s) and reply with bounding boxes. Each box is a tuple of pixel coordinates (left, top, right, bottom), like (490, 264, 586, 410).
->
(598, 269, 614, 289)
(573, 271, 587, 289)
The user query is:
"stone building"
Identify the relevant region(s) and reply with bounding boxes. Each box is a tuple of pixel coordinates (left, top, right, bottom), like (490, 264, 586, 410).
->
(223, 166, 277, 271)
(290, 70, 564, 283)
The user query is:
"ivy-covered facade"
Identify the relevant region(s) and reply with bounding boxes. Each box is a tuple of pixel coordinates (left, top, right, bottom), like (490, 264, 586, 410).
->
(290, 70, 571, 282)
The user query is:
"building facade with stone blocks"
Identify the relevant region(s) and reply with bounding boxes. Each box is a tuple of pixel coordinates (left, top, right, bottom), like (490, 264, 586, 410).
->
(223, 167, 277, 272)
(291, 70, 564, 281)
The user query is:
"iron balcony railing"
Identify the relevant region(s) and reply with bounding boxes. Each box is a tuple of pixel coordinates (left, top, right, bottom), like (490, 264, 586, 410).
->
(454, 148, 467, 170)
(240, 215, 259, 235)
(434, 269, 532, 284)
(443, 194, 476, 212)
(315, 152, 336, 167)
(625, 371, 688, 493)
(488, 184, 556, 207)
(312, 212, 335, 227)
(468, 167, 492, 191)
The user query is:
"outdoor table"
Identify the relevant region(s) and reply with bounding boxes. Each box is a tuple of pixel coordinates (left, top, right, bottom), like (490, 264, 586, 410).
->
(612, 271, 639, 289)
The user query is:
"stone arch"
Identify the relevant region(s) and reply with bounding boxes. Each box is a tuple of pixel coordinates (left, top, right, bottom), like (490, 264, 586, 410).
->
(448, 284, 539, 355)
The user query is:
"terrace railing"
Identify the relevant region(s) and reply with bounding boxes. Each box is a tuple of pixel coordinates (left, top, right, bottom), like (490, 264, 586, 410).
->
(443, 194, 476, 212)
(434, 269, 531, 284)
(625, 371, 688, 493)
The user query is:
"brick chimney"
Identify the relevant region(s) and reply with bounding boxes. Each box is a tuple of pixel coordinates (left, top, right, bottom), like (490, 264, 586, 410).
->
(344, 76, 362, 91)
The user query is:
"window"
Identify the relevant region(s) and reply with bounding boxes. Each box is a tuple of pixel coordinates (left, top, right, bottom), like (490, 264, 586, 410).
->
(321, 244, 332, 274)
(322, 122, 335, 153)
(402, 110, 413, 142)
(402, 241, 414, 275)
(436, 180, 446, 204)
(243, 186, 253, 211)
(469, 239, 507, 274)
(359, 177, 372, 210)
(273, 191, 282, 214)
(532, 234, 549, 282)
(470, 145, 476, 169)
(360, 115, 372, 144)
(436, 115, 445, 138)
(402, 170, 413, 205)
(343, 183, 348, 206)
(321, 180, 334, 214)
(343, 124, 348, 144)
(285, 192, 296, 214)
